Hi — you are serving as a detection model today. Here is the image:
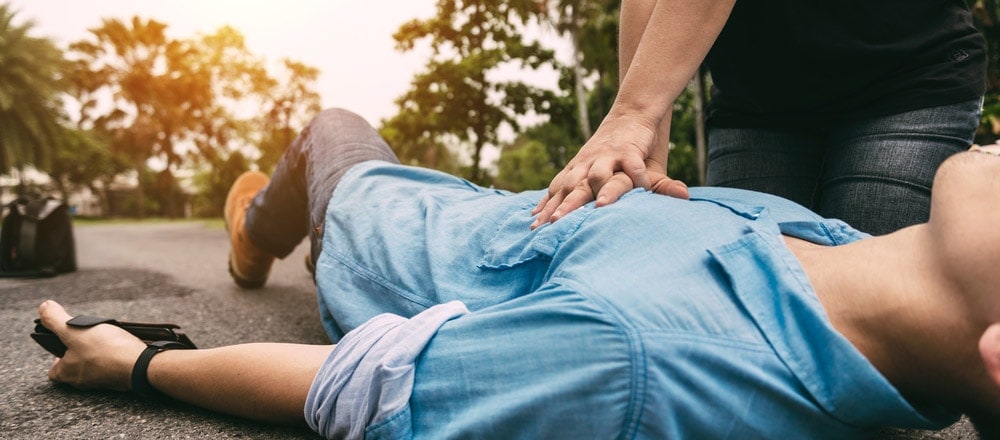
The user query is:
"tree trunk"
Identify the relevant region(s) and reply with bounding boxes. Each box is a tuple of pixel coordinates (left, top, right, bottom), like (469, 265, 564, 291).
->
(469, 69, 487, 184)
(471, 131, 484, 184)
(134, 157, 146, 219)
(55, 175, 70, 203)
(570, 10, 592, 140)
(88, 181, 109, 217)
(16, 164, 27, 198)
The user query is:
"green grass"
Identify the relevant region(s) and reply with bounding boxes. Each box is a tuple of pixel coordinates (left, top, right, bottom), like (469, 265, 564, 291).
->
(72, 217, 225, 230)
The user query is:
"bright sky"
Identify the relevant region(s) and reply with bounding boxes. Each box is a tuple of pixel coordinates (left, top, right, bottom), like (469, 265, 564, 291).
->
(6, 0, 439, 125)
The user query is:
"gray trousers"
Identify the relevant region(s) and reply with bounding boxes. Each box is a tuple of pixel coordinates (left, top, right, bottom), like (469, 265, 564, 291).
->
(244, 108, 399, 266)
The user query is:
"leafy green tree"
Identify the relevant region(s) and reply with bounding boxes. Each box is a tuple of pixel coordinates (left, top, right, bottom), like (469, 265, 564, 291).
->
(380, 110, 460, 175)
(494, 78, 580, 192)
(178, 26, 267, 218)
(185, 26, 266, 170)
(495, 0, 606, 191)
(256, 59, 322, 174)
(573, 0, 621, 130)
(665, 94, 702, 185)
(68, 16, 212, 217)
(541, 0, 620, 140)
(498, 0, 701, 190)
(48, 127, 128, 212)
(193, 32, 322, 213)
(495, 128, 561, 192)
(152, 167, 186, 218)
(181, 28, 322, 216)
(0, 3, 67, 181)
(190, 149, 249, 217)
(67, 21, 321, 218)
(388, 0, 556, 184)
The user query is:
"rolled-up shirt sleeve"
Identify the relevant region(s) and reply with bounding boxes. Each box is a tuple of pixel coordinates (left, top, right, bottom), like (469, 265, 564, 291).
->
(304, 301, 470, 439)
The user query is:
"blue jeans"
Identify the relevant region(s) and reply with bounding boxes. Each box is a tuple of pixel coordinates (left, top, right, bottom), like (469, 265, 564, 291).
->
(705, 99, 983, 235)
(243, 108, 398, 265)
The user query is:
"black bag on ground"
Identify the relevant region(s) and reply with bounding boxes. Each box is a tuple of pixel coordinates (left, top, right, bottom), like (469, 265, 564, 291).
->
(0, 197, 76, 277)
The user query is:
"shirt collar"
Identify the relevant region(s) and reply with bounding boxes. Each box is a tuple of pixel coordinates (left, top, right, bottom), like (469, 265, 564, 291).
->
(708, 220, 959, 429)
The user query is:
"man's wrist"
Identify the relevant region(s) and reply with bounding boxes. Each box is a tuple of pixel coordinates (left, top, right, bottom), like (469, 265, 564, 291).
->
(130, 340, 189, 402)
(604, 104, 663, 132)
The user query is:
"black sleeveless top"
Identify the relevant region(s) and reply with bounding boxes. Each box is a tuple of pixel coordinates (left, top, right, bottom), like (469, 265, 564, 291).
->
(704, 0, 987, 127)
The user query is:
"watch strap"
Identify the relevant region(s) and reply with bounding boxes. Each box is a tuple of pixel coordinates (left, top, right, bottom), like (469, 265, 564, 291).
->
(130, 340, 190, 402)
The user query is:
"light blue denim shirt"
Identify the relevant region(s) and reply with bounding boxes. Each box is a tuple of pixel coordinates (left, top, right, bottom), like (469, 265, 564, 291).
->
(306, 162, 958, 439)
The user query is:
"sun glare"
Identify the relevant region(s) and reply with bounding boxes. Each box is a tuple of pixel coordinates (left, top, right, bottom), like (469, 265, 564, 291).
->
(8, 0, 438, 123)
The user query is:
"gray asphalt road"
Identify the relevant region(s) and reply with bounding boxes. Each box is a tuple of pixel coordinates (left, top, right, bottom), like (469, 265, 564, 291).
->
(0, 221, 981, 439)
(1, 221, 323, 439)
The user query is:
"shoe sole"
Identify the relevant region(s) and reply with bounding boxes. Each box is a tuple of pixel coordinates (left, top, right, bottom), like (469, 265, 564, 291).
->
(228, 252, 269, 289)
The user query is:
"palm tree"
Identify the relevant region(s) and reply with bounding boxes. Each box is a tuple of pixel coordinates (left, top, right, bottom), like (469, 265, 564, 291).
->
(0, 3, 67, 188)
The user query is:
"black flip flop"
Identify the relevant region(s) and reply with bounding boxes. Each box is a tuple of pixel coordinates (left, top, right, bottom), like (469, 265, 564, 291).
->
(31, 315, 197, 357)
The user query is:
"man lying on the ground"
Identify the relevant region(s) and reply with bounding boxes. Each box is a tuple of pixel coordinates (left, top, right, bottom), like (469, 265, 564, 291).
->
(38, 109, 1000, 439)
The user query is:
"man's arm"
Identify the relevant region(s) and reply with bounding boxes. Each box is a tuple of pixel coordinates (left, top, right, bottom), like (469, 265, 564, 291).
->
(619, 0, 673, 187)
(532, 0, 734, 228)
(614, 0, 732, 134)
(39, 300, 333, 425)
(149, 343, 333, 423)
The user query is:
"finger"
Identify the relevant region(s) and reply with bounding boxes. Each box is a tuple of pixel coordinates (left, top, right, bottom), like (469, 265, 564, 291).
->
(534, 168, 568, 215)
(533, 172, 575, 219)
(533, 164, 590, 228)
(537, 159, 593, 215)
(595, 173, 635, 207)
(586, 158, 616, 197)
(531, 192, 551, 216)
(621, 154, 651, 190)
(38, 300, 73, 338)
(651, 177, 690, 199)
(551, 183, 595, 222)
(560, 162, 593, 193)
(531, 191, 565, 230)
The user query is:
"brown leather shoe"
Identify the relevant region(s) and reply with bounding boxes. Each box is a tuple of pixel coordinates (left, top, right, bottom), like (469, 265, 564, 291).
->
(224, 171, 274, 289)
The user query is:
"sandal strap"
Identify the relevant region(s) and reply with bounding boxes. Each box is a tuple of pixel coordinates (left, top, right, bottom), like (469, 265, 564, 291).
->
(67, 315, 181, 330)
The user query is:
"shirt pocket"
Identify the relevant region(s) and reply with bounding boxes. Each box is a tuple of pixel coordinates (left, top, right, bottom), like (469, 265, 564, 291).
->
(477, 202, 594, 271)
